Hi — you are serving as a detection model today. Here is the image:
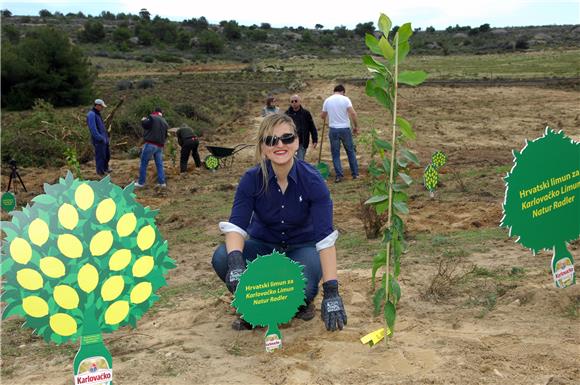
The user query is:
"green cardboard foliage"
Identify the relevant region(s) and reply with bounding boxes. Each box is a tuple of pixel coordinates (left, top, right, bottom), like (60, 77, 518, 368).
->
(1, 172, 176, 383)
(501, 128, 579, 288)
(232, 251, 306, 352)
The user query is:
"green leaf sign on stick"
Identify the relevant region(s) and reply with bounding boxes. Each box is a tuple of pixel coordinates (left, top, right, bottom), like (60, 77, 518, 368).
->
(501, 128, 579, 288)
(1, 172, 176, 384)
(232, 251, 306, 352)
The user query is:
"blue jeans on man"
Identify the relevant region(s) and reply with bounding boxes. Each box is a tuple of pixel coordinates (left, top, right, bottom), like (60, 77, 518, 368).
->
(329, 127, 358, 178)
(212, 238, 323, 303)
(93, 142, 110, 175)
(138, 143, 166, 185)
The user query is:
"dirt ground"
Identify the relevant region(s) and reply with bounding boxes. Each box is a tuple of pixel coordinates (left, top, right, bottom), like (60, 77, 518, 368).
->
(2, 81, 580, 385)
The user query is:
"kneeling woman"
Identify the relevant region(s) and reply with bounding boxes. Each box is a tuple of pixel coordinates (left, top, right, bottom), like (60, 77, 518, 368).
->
(212, 113, 347, 331)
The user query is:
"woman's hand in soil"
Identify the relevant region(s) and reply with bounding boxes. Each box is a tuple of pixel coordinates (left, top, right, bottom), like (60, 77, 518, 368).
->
(321, 280, 347, 331)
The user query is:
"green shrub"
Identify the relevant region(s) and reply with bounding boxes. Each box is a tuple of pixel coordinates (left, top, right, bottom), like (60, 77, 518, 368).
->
(1, 100, 90, 167)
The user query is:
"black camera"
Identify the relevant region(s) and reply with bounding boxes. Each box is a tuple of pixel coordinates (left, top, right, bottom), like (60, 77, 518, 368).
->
(8, 159, 17, 168)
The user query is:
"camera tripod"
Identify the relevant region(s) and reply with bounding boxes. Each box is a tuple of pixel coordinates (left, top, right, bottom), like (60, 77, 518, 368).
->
(7, 161, 27, 193)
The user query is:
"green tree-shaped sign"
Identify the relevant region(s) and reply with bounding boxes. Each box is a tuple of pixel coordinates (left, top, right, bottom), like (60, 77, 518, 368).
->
(232, 251, 305, 352)
(501, 128, 579, 288)
(1, 173, 176, 382)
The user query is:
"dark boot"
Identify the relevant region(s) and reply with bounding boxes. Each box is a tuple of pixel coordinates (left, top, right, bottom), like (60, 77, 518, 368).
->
(294, 303, 315, 321)
(231, 316, 253, 330)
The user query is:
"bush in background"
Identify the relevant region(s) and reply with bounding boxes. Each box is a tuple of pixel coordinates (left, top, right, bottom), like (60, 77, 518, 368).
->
(1, 100, 90, 167)
(1, 27, 94, 110)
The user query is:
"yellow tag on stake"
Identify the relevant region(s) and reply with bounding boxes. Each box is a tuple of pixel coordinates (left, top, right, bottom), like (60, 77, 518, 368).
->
(360, 327, 391, 346)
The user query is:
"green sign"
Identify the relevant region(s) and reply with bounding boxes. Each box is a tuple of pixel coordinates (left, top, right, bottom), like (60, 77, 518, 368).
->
(0, 172, 176, 384)
(1, 192, 16, 211)
(501, 128, 579, 288)
(232, 251, 306, 352)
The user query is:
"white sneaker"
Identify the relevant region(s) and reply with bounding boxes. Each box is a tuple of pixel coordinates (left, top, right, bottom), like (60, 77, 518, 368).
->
(156, 183, 167, 188)
(134, 182, 144, 188)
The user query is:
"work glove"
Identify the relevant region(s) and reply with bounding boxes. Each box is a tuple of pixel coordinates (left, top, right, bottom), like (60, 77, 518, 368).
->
(225, 250, 245, 294)
(321, 280, 347, 331)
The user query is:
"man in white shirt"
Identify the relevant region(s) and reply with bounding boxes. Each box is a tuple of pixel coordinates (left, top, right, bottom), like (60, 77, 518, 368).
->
(321, 84, 360, 183)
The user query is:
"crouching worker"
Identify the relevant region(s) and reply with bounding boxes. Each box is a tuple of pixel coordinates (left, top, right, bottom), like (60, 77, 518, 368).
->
(176, 123, 201, 173)
(211, 113, 347, 332)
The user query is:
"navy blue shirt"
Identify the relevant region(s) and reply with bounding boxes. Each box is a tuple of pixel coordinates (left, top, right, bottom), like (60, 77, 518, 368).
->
(229, 160, 334, 246)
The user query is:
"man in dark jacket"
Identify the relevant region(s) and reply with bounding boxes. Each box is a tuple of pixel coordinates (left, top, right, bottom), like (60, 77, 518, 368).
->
(285, 95, 318, 161)
(86, 99, 110, 176)
(135, 107, 169, 188)
(176, 123, 201, 173)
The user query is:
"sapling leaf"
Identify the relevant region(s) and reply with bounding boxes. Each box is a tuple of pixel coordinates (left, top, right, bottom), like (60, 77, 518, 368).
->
(365, 33, 382, 56)
(378, 13, 392, 35)
(379, 36, 394, 61)
(396, 23, 413, 43)
(363, 55, 388, 75)
(373, 286, 386, 316)
(400, 148, 420, 165)
(374, 138, 392, 151)
(398, 71, 428, 87)
(371, 250, 387, 287)
(384, 300, 396, 331)
(397, 40, 410, 63)
(365, 195, 389, 205)
(398, 172, 413, 185)
(375, 199, 389, 215)
(393, 192, 408, 202)
(390, 276, 401, 304)
(393, 201, 409, 215)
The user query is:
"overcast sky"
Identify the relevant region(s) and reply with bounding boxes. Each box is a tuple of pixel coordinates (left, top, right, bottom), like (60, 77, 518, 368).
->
(2, 0, 578, 29)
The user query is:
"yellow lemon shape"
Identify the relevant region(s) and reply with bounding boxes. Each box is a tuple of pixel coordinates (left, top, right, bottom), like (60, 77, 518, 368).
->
(137, 225, 155, 251)
(109, 249, 132, 271)
(130, 282, 152, 304)
(96, 198, 116, 224)
(28, 218, 49, 246)
(10, 237, 32, 264)
(132, 256, 154, 277)
(50, 313, 77, 336)
(104, 300, 129, 325)
(90, 231, 113, 256)
(74, 183, 94, 210)
(54, 285, 80, 310)
(16, 268, 43, 290)
(58, 203, 79, 230)
(78, 264, 99, 293)
(57, 234, 83, 259)
(40, 257, 66, 278)
(101, 276, 124, 301)
(116, 213, 137, 237)
(22, 296, 49, 318)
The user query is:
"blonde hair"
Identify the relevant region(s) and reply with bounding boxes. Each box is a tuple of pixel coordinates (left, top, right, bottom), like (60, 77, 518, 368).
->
(255, 113, 297, 193)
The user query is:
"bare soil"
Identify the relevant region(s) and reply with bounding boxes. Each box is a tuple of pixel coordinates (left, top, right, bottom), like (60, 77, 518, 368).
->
(2, 81, 579, 385)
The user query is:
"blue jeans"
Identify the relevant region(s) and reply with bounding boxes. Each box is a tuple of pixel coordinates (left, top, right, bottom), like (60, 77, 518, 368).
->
(138, 143, 166, 185)
(93, 142, 110, 175)
(296, 145, 307, 161)
(212, 238, 323, 302)
(329, 127, 358, 178)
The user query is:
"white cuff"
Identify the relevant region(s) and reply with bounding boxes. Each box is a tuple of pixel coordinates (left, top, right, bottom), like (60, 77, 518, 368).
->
(316, 230, 339, 251)
(218, 221, 248, 239)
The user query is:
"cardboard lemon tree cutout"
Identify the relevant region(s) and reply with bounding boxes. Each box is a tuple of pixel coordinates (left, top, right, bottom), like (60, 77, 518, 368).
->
(1, 173, 176, 384)
(362, 13, 426, 345)
(232, 251, 306, 352)
(501, 128, 579, 288)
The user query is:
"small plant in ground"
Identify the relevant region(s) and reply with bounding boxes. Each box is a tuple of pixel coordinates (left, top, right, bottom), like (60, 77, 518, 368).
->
(64, 147, 82, 179)
(362, 13, 427, 340)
